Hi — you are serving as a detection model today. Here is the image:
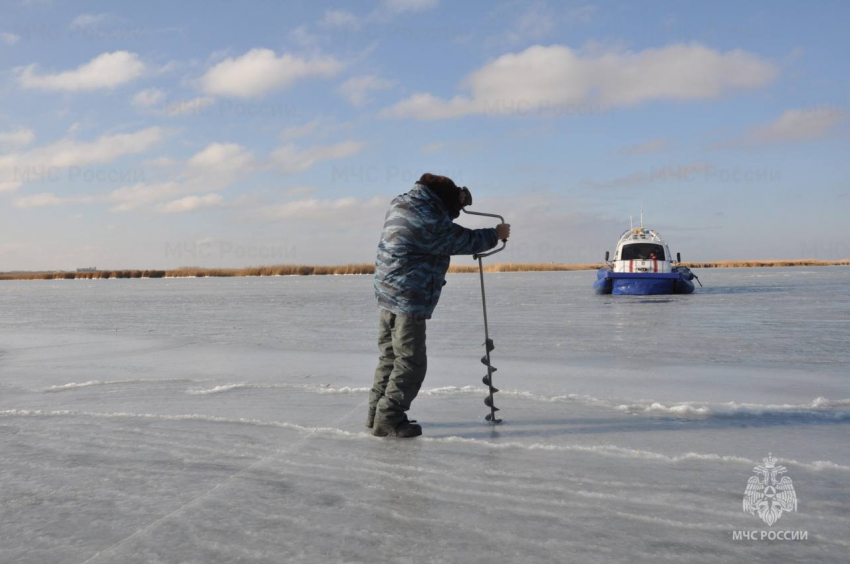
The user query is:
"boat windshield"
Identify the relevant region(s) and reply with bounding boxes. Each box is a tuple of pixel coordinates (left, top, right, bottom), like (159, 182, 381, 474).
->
(621, 243, 665, 260)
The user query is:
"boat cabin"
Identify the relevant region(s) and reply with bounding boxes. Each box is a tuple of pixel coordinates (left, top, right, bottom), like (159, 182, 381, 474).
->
(611, 228, 673, 273)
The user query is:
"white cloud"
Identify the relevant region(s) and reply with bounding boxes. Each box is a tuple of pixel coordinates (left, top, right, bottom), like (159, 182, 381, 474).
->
(242, 195, 386, 265)
(0, 127, 166, 192)
(109, 143, 255, 212)
(279, 116, 352, 142)
(382, 43, 777, 120)
(108, 181, 182, 212)
(507, 3, 558, 44)
(161, 96, 214, 117)
(421, 141, 447, 153)
(499, 3, 594, 46)
(132, 87, 166, 108)
(157, 60, 182, 75)
(186, 142, 254, 172)
(338, 75, 396, 106)
(200, 48, 343, 98)
(17, 51, 146, 92)
(70, 13, 112, 30)
(13, 193, 96, 208)
(383, 0, 439, 13)
(1, 32, 21, 45)
(272, 140, 365, 174)
(382, 93, 471, 120)
(14, 193, 66, 208)
(143, 156, 179, 168)
(158, 194, 224, 213)
(319, 10, 360, 30)
(30, 128, 165, 168)
(319, 1, 437, 31)
(259, 195, 386, 221)
(289, 25, 321, 49)
(280, 119, 324, 142)
(0, 127, 36, 148)
(620, 138, 669, 155)
(717, 107, 847, 148)
(284, 186, 316, 196)
(0, 181, 23, 193)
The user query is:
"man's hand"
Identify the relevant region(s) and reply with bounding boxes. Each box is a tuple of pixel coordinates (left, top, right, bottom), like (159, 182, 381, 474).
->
(496, 223, 511, 241)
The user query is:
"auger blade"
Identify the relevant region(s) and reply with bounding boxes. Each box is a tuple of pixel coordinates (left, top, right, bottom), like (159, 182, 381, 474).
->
(465, 221, 509, 426)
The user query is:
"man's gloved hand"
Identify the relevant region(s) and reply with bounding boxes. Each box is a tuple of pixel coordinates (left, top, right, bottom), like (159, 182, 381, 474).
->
(496, 223, 511, 241)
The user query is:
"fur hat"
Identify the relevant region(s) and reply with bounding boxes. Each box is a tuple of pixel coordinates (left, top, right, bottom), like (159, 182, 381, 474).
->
(418, 173, 463, 218)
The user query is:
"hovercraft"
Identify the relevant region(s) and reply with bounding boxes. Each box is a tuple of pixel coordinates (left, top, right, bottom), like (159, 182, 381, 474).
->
(594, 217, 699, 295)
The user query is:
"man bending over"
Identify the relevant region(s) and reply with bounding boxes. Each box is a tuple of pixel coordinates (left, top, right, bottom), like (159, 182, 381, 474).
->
(369, 173, 511, 438)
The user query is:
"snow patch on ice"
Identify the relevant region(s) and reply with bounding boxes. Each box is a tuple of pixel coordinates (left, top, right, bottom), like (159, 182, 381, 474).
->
(184, 383, 524, 398)
(420, 385, 481, 395)
(186, 383, 251, 395)
(185, 383, 850, 422)
(424, 435, 850, 472)
(43, 380, 104, 391)
(0, 408, 369, 440)
(425, 435, 751, 463)
(185, 383, 371, 395)
(6, 409, 845, 473)
(421, 386, 610, 406)
(53, 377, 840, 425)
(616, 396, 850, 419)
(43, 378, 197, 393)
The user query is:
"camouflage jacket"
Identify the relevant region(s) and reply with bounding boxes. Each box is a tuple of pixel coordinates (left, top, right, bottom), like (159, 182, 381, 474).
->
(374, 183, 499, 318)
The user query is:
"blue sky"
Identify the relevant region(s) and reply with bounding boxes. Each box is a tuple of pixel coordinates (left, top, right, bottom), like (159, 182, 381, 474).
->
(0, 0, 847, 269)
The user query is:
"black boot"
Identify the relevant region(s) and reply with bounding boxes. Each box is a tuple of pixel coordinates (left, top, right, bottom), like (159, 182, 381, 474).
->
(372, 417, 422, 438)
(366, 408, 375, 429)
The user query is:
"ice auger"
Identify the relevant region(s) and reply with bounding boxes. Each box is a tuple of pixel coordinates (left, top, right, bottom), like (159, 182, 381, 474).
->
(462, 208, 507, 424)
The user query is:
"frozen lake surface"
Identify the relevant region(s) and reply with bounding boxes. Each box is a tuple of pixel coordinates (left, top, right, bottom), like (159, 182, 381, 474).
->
(1, 268, 848, 563)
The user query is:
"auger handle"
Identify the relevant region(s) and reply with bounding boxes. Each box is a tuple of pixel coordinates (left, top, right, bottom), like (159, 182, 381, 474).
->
(462, 208, 507, 259)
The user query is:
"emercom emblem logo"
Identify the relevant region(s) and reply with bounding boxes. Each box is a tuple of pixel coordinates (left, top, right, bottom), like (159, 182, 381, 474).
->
(743, 453, 798, 526)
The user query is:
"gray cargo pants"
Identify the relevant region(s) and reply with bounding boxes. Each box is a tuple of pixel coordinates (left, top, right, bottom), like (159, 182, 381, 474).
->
(369, 309, 427, 425)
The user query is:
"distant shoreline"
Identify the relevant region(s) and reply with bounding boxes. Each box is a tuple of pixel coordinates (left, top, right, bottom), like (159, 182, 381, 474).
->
(1, 260, 848, 281)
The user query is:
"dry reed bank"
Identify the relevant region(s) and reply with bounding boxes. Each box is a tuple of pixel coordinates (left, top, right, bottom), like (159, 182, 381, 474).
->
(1, 259, 848, 281)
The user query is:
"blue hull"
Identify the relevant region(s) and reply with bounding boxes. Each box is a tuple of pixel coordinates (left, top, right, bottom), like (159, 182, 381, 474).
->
(594, 269, 695, 295)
